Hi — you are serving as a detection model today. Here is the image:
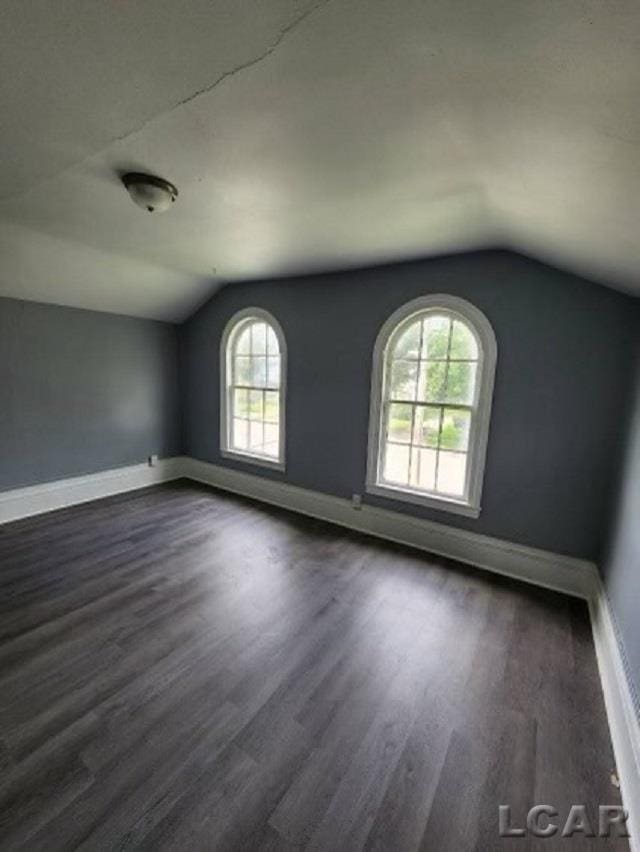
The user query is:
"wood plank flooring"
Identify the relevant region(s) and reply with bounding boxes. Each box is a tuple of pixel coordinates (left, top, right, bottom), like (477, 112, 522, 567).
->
(0, 480, 628, 850)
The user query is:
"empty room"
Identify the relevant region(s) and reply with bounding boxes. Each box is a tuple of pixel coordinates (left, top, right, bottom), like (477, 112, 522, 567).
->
(1, 1, 639, 849)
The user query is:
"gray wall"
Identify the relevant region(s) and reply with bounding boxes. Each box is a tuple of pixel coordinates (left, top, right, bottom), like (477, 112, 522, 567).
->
(180, 250, 638, 561)
(0, 297, 180, 490)
(602, 331, 640, 720)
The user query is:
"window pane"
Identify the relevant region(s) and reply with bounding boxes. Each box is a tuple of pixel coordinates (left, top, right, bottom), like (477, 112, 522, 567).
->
(387, 403, 412, 443)
(267, 356, 280, 388)
(264, 391, 279, 423)
(422, 315, 450, 360)
(232, 418, 248, 450)
(409, 447, 437, 491)
(436, 451, 467, 496)
(233, 388, 249, 419)
(414, 405, 441, 448)
(251, 322, 267, 355)
(248, 389, 263, 420)
(418, 362, 447, 403)
(444, 361, 476, 405)
(249, 420, 263, 449)
(383, 443, 410, 486)
(450, 320, 478, 360)
(266, 324, 279, 355)
(264, 422, 279, 447)
(236, 326, 251, 355)
(389, 360, 417, 401)
(440, 409, 471, 451)
(234, 356, 251, 386)
(263, 442, 279, 458)
(250, 356, 267, 388)
(392, 320, 421, 360)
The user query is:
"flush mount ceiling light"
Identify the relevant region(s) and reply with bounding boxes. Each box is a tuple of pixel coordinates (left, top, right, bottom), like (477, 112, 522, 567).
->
(122, 172, 178, 213)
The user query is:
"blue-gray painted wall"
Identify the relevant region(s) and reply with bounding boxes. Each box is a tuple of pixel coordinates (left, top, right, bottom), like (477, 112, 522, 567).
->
(602, 332, 640, 721)
(0, 296, 180, 490)
(180, 250, 638, 562)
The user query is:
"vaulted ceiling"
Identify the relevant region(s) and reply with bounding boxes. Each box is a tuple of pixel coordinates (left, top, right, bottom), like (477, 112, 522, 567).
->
(1, 0, 639, 321)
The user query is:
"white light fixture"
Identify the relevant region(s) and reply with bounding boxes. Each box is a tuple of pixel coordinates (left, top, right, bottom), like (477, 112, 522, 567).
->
(122, 172, 178, 213)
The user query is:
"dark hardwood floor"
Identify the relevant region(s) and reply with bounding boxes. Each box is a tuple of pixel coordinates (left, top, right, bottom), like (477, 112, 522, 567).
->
(0, 481, 627, 850)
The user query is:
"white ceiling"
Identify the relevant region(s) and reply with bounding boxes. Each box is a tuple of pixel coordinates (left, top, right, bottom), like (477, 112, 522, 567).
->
(1, 0, 639, 321)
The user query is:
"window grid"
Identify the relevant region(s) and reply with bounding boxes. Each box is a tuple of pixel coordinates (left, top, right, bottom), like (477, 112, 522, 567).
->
(228, 319, 281, 462)
(380, 314, 479, 498)
(410, 318, 425, 489)
(433, 318, 454, 490)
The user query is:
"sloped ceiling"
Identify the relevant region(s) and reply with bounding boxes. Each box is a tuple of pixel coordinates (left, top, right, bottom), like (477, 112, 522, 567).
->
(1, 0, 639, 321)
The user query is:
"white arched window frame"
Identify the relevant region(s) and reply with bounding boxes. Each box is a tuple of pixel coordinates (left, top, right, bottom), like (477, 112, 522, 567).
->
(366, 295, 497, 518)
(220, 307, 286, 471)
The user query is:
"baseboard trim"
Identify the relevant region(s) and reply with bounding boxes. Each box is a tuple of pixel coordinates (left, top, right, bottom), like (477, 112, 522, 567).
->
(182, 456, 597, 600)
(589, 582, 640, 851)
(0, 457, 183, 524)
(0, 454, 598, 597)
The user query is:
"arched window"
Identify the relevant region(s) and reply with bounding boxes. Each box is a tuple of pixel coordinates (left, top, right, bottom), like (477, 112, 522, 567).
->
(366, 295, 496, 517)
(220, 308, 286, 470)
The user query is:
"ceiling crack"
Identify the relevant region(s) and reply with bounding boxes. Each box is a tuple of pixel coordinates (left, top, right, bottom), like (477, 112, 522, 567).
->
(165, 0, 334, 117)
(0, 0, 333, 204)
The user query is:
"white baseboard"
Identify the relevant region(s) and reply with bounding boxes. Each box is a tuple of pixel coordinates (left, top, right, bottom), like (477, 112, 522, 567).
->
(0, 457, 183, 524)
(181, 457, 597, 600)
(1, 453, 636, 846)
(0, 453, 598, 597)
(589, 582, 640, 851)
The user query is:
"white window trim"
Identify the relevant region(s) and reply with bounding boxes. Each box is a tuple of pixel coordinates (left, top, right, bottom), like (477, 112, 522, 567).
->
(220, 307, 287, 472)
(366, 294, 497, 518)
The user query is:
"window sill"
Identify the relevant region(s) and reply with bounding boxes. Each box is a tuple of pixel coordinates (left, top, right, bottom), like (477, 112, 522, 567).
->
(365, 481, 480, 518)
(220, 448, 285, 472)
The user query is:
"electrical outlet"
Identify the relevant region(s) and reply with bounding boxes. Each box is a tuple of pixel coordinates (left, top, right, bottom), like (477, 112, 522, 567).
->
(148, 454, 159, 467)
(352, 493, 362, 510)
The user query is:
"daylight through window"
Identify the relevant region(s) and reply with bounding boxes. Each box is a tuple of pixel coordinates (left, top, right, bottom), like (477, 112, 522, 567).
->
(222, 310, 285, 468)
(367, 296, 496, 516)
